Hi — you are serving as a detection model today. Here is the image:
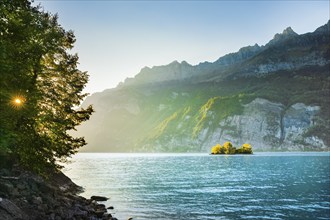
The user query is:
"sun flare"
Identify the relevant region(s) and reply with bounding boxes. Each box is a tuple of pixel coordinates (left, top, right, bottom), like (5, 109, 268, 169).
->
(10, 95, 25, 109)
(14, 98, 22, 104)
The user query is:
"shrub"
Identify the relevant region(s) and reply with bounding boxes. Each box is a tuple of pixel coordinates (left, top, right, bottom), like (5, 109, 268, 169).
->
(211, 144, 221, 154)
(211, 142, 252, 154)
(240, 143, 253, 154)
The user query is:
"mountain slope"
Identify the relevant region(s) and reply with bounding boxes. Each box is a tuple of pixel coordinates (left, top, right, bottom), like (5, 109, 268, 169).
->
(78, 21, 330, 152)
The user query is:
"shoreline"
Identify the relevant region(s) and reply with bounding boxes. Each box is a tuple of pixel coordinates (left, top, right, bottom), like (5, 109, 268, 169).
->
(0, 167, 118, 220)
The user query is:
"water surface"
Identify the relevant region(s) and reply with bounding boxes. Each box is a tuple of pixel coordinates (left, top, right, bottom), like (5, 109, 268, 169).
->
(63, 152, 330, 220)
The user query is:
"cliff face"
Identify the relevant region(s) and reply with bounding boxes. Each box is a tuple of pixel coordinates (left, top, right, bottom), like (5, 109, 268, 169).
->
(210, 99, 325, 151)
(134, 95, 327, 152)
(77, 21, 330, 152)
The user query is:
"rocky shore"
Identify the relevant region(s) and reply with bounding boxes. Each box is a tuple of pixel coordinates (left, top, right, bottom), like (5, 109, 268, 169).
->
(0, 167, 117, 220)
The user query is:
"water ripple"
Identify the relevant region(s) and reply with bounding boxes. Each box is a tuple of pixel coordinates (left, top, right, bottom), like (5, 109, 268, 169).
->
(64, 152, 330, 220)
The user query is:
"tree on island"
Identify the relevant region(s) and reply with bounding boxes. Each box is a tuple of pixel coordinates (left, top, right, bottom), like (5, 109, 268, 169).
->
(211, 143, 221, 154)
(211, 142, 253, 154)
(237, 143, 253, 154)
(0, 0, 93, 174)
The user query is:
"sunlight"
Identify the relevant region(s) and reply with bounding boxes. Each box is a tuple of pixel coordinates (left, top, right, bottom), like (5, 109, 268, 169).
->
(14, 98, 22, 104)
(11, 96, 25, 109)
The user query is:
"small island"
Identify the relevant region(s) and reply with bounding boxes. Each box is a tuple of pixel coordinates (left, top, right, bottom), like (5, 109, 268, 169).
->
(211, 142, 253, 154)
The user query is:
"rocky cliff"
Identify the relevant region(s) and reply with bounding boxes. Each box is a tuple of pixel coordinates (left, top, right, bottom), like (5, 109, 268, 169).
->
(211, 99, 324, 151)
(77, 21, 330, 152)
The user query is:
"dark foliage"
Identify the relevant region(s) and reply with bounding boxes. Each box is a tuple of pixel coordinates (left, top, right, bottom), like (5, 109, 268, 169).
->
(0, 0, 93, 174)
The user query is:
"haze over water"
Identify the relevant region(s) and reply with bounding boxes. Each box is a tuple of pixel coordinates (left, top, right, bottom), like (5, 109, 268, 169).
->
(64, 152, 330, 220)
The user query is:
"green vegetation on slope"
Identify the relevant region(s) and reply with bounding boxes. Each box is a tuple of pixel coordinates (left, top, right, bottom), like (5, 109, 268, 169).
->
(193, 97, 220, 138)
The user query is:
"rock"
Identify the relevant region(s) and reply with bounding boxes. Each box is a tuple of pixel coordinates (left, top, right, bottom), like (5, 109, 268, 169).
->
(195, 98, 323, 151)
(103, 213, 112, 218)
(0, 168, 118, 220)
(96, 203, 107, 212)
(0, 198, 25, 219)
(32, 196, 43, 205)
(73, 203, 87, 211)
(95, 210, 105, 218)
(91, 195, 109, 201)
(0, 169, 10, 176)
(49, 213, 56, 220)
(73, 209, 88, 217)
(11, 188, 20, 197)
(16, 183, 26, 190)
(0, 182, 14, 195)
(29, 181, 38, 192)
(37, 203, 48, 211)
(107, 206, 114, 209)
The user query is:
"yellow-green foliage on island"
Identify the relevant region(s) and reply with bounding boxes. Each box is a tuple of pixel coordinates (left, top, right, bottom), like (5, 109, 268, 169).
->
(211, 142, 253, 154)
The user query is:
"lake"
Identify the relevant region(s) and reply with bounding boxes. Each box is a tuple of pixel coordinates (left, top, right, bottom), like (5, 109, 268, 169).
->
(63, 152, 330, 220)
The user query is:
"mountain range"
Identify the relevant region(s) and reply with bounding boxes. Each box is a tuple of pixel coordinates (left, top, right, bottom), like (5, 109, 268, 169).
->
(77, 21, 330, 152)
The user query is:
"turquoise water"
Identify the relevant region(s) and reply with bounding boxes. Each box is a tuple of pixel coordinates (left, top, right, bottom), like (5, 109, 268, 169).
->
(63, 152, 330, 220)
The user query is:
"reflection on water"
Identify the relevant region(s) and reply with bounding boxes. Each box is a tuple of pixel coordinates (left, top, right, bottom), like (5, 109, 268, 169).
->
(63, 152, 330, 220)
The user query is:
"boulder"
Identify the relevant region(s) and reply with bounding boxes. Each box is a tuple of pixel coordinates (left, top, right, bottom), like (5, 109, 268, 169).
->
(0, 197, 25, 220)
(91, 195, 109, 201)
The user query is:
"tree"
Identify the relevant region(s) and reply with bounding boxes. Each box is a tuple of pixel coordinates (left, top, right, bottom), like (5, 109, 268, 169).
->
(223, 141, 235, 154)
(0, 0, 93, 174)
(211, 143, 221, 154)
(241, 143, 253, 154)
(211, 142, 252, 155)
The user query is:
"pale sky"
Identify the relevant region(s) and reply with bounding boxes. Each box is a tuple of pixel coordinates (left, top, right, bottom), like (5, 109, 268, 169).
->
(34, 0, 329, 94)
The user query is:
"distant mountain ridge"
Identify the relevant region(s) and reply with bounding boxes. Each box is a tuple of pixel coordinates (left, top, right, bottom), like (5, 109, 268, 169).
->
(79, 21, 330, 152)
(121, 21, 329, 86)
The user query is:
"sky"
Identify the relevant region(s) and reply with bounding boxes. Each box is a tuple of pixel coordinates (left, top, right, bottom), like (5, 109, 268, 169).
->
(34, 0, 329, 94)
